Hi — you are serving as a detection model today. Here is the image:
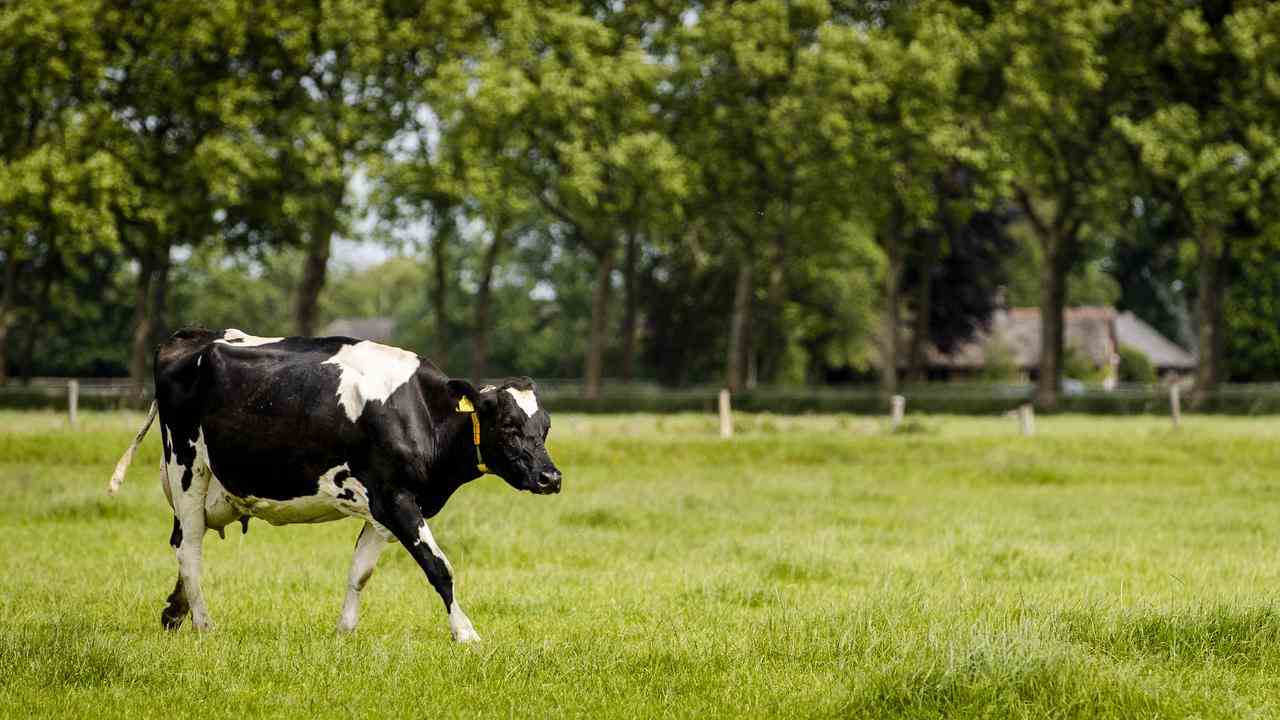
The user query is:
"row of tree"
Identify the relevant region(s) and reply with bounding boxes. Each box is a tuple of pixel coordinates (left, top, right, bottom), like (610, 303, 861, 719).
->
(2, 0, 1279, 407)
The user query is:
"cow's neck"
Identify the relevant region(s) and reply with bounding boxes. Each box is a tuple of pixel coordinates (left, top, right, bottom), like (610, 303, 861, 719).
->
(437, 411, 487, 481)
(412, 412, 484, 517)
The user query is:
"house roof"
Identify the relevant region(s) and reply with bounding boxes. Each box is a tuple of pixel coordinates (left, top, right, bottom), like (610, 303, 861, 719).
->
(1115, 311, 1197, 369)
(318, 317, 395, 344)
(920, 306, 1195, 371)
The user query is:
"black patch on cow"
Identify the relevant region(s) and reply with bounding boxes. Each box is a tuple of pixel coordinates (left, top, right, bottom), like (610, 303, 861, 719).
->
(169, 517, 182, 548)
(239, 515, 250, 534)
(334, 469, 351, 486)
(180, 466, 193, 492)
(336, 488, 356, 502)
(161, 577, 188, 630)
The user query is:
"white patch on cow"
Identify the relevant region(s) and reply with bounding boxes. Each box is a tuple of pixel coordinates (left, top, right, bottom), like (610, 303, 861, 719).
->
(478, 384, 497, 393)
(322, 341, 421, 422)
(414, 520, 453, 574)
(222, 463, 378, 527)
(506, 388, 538, 417)
(338, 522, 388, 633)
(449, 602, 481, 643)
(215, 328, 284, 347)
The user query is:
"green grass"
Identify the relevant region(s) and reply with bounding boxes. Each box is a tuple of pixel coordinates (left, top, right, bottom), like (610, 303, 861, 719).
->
(4, 410, 1280, 718)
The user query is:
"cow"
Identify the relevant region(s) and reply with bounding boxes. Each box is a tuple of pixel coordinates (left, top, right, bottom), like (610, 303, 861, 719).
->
(107, 327, 562, 643)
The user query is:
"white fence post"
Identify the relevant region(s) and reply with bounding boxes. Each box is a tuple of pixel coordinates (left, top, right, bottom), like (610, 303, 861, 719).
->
(890, 394, 906, 431)
(718, 388, 733, 439)
(68, 379, 79, 427)
(1018, 403, 1035, 437)
(1170, 384, 1182, 428)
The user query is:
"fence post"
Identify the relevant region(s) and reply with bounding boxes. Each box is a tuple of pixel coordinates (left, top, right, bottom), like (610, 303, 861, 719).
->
(1170, 384, 1181, 429)
(890, 394, 906, 431)
(1018, 403, 1035, 437)
(68, 379, 79, 427)
(718, 388, 733, 439)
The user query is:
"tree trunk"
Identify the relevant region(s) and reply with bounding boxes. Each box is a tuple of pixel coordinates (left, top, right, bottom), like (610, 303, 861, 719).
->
(129, 245, 171, 391)
(907, 232, 940, 382)
(471, 221, 506, 380)
(619, 231, 640, 382)
(726, 259, 753, 393)
(1191, 229, 1229, 408)
(431, 217, 451, 346)
(583, 243, 615, 400)
(129, 256, 156, 389)
(758, 234, 789, 384)
(880, 233, 902, 399)
(0, 254, 18, 385)
(18, 252, 57, 381)
(151, 249, 171, 341)
(294, 219, 334, 337)
(1035, 231, 1069, 410)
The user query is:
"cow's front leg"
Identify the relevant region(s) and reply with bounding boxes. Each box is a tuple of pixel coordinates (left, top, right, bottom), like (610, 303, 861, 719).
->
(373, 491, 480, 643)
(337, 521, 388, 633)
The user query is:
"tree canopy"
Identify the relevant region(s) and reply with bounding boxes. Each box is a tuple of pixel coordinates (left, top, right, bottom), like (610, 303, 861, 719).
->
(3, 0, 1279, 402)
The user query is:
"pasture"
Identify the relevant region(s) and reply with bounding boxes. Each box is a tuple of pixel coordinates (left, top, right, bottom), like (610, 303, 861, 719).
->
(4, 411, 1280, 718)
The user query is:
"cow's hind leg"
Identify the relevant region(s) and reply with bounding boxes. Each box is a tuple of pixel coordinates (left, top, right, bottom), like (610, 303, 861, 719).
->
(166, 438, 214, 631)
(337, 522, 388, 633)
(160, 516, 191, 629)
(374, 491, 480, 643)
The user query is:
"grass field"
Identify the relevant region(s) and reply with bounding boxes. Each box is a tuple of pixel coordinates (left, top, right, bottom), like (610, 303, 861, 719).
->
(4, 411, 1280, 718)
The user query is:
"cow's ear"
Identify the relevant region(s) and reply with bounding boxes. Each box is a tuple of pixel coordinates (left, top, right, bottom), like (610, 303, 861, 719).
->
(447, 379, 478, 411)
(475, 384, 500, 413)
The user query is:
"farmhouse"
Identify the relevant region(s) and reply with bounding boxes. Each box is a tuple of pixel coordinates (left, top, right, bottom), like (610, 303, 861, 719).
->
(914, 306, 1196, 382)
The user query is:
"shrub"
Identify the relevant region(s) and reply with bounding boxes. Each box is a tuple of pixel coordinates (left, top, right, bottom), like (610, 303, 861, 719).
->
(979, 339, 1021, 382)
(1117, 344, 1156, 383)
(1062, 346, 1104, 382)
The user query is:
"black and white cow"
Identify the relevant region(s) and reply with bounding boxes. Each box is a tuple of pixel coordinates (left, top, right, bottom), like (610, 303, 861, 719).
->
(108, 327, 561, 642)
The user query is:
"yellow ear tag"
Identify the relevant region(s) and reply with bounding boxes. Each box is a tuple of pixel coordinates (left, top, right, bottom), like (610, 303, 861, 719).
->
(456, 397, 475, 413)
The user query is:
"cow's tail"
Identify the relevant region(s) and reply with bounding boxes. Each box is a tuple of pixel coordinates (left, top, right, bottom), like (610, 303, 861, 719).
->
(108, 401, 159, 495)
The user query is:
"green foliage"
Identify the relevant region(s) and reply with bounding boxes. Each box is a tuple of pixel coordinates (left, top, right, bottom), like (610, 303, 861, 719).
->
(5, 0, 1280, 393)
(1061, 346, 1100, 382)
(1225, 232, 1280, 381)
(978, 339, 1021, 382)
(1117, 344, 1156, 383)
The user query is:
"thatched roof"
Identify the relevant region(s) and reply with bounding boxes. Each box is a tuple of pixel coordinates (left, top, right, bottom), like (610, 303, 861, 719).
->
(922, 307, 1195, 372)
(318, 317, 395, 344)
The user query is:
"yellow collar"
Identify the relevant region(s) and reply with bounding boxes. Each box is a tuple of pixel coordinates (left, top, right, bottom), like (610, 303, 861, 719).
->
(456, 397, 489, 474)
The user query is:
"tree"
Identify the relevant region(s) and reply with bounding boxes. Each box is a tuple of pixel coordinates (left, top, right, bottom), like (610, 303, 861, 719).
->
(986, 0, 1141, 409)
(1116, 1, 1280, 404)
(0, 0, 125, 382)
(96, 0, 269, 384)
(671, 0, 844, 392)
(806, 4, 984, 395)
(464, 4, 686, 398)
(903, 189, 1017, 378)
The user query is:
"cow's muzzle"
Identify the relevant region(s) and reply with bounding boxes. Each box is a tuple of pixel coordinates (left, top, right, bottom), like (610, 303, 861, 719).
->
(532, 469, 562, 494)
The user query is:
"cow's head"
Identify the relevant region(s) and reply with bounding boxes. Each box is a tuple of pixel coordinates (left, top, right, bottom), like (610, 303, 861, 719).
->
(448, 377, 561, 494)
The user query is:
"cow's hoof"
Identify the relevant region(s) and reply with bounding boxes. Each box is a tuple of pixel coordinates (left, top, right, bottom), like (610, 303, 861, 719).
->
(160, 611, 186, 631)
(336, 621, 357, 635)
(452, 627, 482, 644)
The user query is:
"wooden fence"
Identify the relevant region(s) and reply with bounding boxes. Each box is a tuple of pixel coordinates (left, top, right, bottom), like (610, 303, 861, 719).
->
(3, 377, 1277, 420)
